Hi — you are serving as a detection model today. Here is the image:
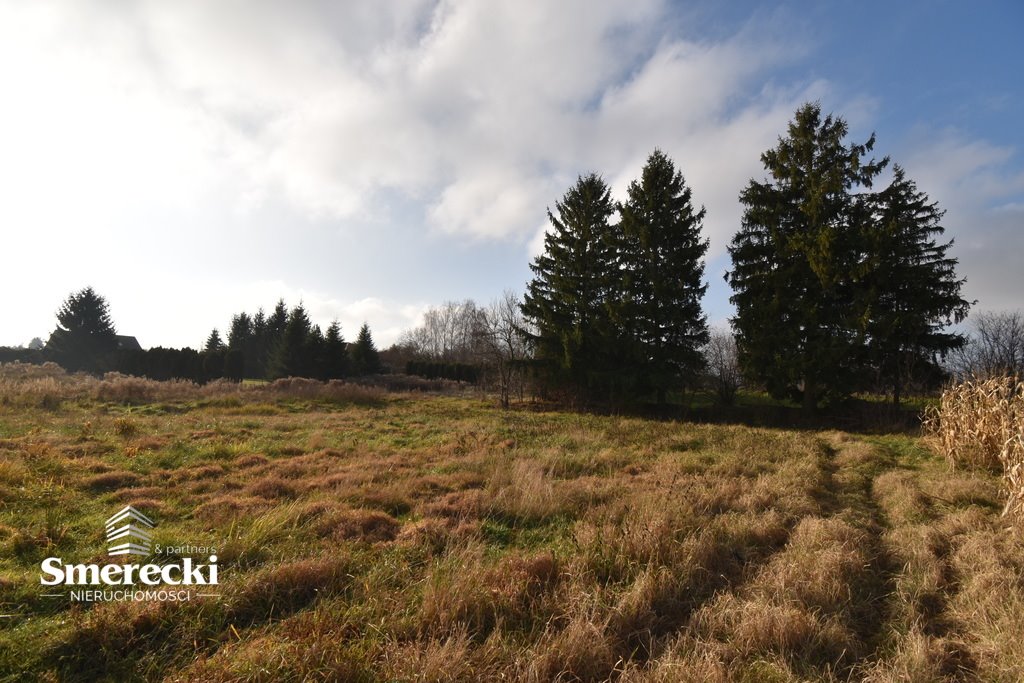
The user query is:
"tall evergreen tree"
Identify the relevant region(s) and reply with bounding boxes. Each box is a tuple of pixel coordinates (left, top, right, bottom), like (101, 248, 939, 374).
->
(204, 329, 226, 352)
(250, 308, 268, 378)
(727, 102, 887, 411)
(862, 165, 971, 405)
(269, 304, 311, 378)
(351, 323, 381, 375)
(227, 313, 252, 350)
(307, 325, 326, 379)
(616, 149, 710, 404)
(201, 329, 227, 380)
(268, 300, 288, 337)
(225, 313, 253, 380)
(522, 173, 618, 403)
(46, 287, 119, 373)
(323, 321, 349, 379)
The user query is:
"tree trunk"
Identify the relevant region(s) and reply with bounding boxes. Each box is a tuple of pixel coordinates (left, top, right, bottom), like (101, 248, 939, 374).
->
(802, 378, 817, 414)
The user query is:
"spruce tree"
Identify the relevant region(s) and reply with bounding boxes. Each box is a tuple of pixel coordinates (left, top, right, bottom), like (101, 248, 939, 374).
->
(862, 165, 971, 405)
(225, 313, 253, 379)
(46, 287, 119, 373)
(351, 323, 381, 375)
(727, 102, 887, 411)
(268, 300, 288, 337)
(616, 149, 710, 404)
(266, 300, 288, 360)
(522, 173, 618, 404)
(201, 329, 227, 380)
(227, 313, 252, 350)
(269, 304, 311, 378)
(307, 325, 326, 379)
(204, 329, 226, 352)
(323, 321, 349, 379)
(250, 309, 268, 378)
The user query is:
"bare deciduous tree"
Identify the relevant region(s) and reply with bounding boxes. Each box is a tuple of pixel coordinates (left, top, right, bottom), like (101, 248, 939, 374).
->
(949, 311, 1024, 379)
(474, 290, 531, 408)
(704, 327, 741, 405)
(400, 299, 484, 362)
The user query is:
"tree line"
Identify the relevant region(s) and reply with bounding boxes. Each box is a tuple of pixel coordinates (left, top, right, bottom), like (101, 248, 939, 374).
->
(523, 102, 971, 410)
(22, 289, 382, 384)
(208, 302, 381, 380)
(7, 102, 997, 412)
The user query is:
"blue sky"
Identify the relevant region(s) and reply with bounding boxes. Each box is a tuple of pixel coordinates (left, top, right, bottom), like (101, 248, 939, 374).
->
(1, 0, 1021, 349)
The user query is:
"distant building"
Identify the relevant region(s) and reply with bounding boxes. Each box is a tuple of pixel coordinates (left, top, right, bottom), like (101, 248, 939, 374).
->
(116, 335, 142, 351)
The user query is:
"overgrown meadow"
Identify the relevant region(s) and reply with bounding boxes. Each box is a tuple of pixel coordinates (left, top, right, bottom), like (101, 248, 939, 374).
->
(1, 368, 1022, 682)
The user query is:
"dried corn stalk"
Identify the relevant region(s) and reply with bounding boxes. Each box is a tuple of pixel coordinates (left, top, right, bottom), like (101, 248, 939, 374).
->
(924, 376, 1024, 518)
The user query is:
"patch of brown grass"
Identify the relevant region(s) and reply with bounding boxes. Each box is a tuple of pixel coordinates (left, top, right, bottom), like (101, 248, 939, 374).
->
(859, 627, 974, 682)
(226, 554, 354, 625)
(95, 373, 200, 404)
(380, 626, 478, 682)
(420, 489, 487, 522)
(109, 486, 166, 503)
(344, 486, 413, 517)
(245, 475, 298, 500)
(396, 518, 477, 554)
(0, 460, 28, 487)
(419, 546, 560, 639)
(0, 362, 389, 409)
(193, 495, 272, 526)
(235, 453, 269, 468)
(524, 605, 619, 682)
(947, 528, 1024, 681)
(318, 508, 401, 543)
(84, 470, 142, 491)
(687, 516, 879, 673)
(485, 456, 586, 523)
(181, 464, 227, 480)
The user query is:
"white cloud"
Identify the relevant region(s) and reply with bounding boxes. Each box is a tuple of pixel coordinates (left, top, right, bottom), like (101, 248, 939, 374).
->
(3, 1, 1017, 349)
(900, 129, 1024, 314)
(428, 170, 556, 239)
(527, 221, 550, 260)
(0, 0, 819, 243)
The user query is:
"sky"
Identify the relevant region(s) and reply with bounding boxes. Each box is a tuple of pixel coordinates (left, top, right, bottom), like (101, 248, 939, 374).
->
(1, 0, 1022, 349)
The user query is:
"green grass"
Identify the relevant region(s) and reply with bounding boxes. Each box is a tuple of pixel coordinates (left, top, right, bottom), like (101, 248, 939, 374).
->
(0, 385, 1020, 682)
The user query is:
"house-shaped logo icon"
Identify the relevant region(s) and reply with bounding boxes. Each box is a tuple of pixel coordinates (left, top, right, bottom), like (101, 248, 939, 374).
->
(105, 505, 156, 556)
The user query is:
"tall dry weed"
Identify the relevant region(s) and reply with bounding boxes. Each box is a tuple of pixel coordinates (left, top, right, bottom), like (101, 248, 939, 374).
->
(924, 376, 1024, 517)
(0, 362, 386, 407)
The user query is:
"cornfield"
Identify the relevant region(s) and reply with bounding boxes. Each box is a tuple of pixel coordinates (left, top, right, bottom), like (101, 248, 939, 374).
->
(924, 376, 1024, 518)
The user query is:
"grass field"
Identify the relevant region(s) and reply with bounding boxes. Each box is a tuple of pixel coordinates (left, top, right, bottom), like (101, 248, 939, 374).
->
(1, 381, 1022, 681)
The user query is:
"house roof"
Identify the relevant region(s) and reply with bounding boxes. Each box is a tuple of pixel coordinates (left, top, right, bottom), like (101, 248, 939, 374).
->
(116, 335, 142, 351)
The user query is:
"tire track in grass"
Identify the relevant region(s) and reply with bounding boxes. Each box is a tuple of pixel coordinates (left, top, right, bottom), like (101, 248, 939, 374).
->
(861, 439, 983, 681)
(656, 434, 900, 680)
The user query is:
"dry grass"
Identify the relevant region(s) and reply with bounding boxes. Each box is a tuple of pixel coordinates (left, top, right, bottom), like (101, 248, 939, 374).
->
(924, 376, 1024, 517)
(0, 361, 387, 407)
(1, 378, 1021, 681)
(226, 554, 354, 625)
